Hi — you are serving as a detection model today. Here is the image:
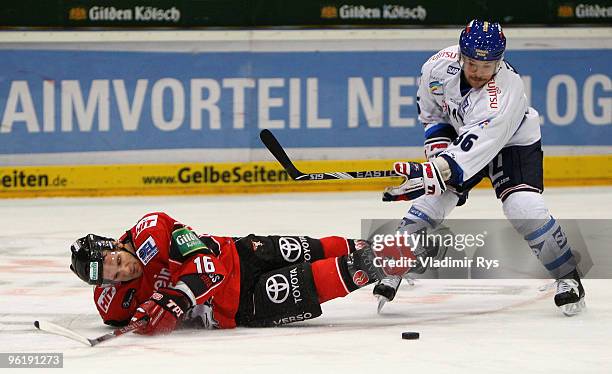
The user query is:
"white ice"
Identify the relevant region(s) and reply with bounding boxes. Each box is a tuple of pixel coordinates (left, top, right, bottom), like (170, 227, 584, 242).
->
(1, 187, 611, 374)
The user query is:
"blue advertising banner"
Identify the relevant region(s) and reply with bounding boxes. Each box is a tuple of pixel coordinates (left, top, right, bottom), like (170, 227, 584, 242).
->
(0, 48, 610, 154)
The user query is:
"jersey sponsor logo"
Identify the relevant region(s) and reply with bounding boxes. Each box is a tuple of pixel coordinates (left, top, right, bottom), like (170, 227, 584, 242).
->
(352, 270, 369, 286)
(265, 274, 290, 304)
(429, 80, 443, 95)
(289, 267, 303, 304)
(122, 288, 136, 309)
(428, 50, 458, 62)
(298, 236, 312, 261)
(136, 236, 159, 265)
(272, 312, 313, 325)
(173, 227, 207, 256)
(97, 286, 117, 313)
(279, 237, 302, 262)
(447, 65, 460, 75)
(251, 240, 263, 251)
(153, 267, 171, 290)
(486, 79, 501, 109)
(134, 215, 158, 238)
(461, 96, 470, 113)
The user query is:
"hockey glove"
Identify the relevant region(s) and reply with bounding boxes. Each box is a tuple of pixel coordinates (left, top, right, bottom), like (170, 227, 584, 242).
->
(424, 137, 451, 161)
(383, 161, 446, 202)
(131, 288, 191, 336)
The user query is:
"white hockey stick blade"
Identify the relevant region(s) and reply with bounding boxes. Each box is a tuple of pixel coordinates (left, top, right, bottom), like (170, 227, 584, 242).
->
(34, 320, 92, 346)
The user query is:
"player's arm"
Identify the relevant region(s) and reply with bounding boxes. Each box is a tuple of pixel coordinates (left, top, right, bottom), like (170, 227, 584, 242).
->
(93, 284, 139, 327)
(417, 65, 456, 160)
(384, 76, 526, 201)
(132, 223, 227, 335)
(167, 225, 227, 306)
(382, 68, 450, 202)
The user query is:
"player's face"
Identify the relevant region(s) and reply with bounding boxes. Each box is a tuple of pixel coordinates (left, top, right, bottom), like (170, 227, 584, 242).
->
(102, 246, 143, 282)
(461, 56, 498, 89)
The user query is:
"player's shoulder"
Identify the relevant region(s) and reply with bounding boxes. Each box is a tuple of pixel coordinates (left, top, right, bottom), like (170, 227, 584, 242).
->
(423, 45, 461, 71)
(464, 77, 525, 122)
(421, 45, 462, 86)
(131, 211, 179, 240)
(134, 211, 175, 227)
(482, 66, 525, 109)
(493, 61, 524, 89)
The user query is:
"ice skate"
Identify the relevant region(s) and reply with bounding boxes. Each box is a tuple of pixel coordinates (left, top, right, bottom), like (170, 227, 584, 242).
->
(554, 270, 585, 316)
(374, 275, 402, 313)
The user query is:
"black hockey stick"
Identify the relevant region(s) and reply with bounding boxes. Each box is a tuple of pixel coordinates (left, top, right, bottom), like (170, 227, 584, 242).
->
(259, 129, 399, 181)
(34, 318, 148, 347)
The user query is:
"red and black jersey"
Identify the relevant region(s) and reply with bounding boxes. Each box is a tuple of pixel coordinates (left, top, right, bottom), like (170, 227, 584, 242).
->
(93, 212, 241, 329)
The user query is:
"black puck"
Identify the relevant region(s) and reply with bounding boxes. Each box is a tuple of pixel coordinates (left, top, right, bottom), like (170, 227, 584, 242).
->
(402, 331, 419, 340)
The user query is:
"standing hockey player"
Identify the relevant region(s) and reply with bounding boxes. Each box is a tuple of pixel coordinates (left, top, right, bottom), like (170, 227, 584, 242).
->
(70, 211, 407, 335)
(374, 19, 585, 316)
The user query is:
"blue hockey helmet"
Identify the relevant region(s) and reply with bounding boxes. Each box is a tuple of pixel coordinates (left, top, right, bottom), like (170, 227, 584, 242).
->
(459, 20, 506, 61)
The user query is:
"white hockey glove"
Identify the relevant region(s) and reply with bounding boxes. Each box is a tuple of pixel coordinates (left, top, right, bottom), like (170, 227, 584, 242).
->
(383, 161, 446, 202)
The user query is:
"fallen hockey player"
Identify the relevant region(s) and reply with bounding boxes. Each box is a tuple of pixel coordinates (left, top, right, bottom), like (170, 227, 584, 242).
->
(70, 211, 411, 335)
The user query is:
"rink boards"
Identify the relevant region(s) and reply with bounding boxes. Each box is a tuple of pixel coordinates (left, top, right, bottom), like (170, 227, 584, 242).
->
(0, 29, 610, 197)
(0, 155, 610, 198)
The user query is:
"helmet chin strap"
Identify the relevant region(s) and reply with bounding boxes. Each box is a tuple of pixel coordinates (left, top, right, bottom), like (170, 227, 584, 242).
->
(121, 241, 141, 261)
(494, 56, 504, 73)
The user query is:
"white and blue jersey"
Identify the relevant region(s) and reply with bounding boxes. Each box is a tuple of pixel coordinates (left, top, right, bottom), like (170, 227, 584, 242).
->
(417, 45, 541, 185)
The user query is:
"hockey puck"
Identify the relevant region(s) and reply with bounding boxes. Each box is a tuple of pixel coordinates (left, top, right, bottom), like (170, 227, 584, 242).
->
(402, 331, 420, 340)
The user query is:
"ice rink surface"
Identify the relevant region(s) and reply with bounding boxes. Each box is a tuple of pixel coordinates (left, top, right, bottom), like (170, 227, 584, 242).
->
(1, 187, 611, 373)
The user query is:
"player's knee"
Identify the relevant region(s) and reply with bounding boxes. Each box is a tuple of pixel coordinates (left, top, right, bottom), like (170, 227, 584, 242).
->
(410, 192, 459, 223)
(503, 191, 550, 235)
(241, 262, 322, 327)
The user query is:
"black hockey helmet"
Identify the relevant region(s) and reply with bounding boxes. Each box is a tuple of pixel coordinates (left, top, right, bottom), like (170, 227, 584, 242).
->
(70, 234, 116, 286)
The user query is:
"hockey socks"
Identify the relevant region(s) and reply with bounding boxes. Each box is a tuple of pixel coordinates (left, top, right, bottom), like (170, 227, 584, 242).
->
(311, 241, 379, 304)
(319, 236, 355, 258)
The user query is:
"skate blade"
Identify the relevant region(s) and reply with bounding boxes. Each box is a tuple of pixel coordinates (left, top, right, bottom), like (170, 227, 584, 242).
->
(377, 296, 389, 314)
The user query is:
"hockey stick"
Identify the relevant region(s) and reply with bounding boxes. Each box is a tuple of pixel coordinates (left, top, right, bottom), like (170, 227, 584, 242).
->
(34, 318, 148, 347)
(259, 129, 400, 181)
